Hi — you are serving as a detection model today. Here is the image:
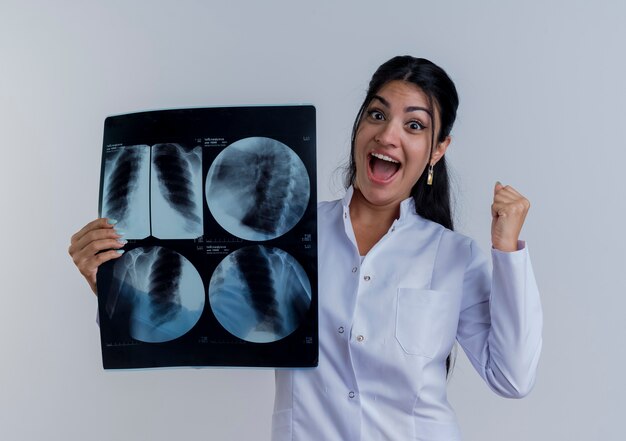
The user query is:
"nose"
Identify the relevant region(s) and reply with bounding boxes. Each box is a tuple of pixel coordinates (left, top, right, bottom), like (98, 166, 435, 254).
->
(374, 120, 401, 148)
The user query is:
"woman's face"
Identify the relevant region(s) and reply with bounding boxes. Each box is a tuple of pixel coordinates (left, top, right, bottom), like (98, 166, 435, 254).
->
(353, 80, 450, 209)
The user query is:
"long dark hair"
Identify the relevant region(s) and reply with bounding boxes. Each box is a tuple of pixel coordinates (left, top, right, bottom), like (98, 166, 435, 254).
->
(345, 56, 460, 375)
(345, 55, 459, 231)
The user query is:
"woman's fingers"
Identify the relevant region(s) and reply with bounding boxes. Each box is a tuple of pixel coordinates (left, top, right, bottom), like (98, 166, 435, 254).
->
(70, 217, 116, 245)
(70, 225, 123, 258)
(72, 237, 125, 266)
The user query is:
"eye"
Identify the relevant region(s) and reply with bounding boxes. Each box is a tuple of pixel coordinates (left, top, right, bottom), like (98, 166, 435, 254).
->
(366, 109, 385, 121)
(407, 120, 425, 131)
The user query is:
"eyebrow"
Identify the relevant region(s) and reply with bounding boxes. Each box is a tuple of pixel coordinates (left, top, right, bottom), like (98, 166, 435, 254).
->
(372, 95, 433, 119)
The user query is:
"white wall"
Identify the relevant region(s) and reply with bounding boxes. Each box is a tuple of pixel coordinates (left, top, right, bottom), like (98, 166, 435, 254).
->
(1, 1, 625, 440)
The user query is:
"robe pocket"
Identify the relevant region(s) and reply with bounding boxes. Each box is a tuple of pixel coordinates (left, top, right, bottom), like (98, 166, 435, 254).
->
(395, 288, 457, 358)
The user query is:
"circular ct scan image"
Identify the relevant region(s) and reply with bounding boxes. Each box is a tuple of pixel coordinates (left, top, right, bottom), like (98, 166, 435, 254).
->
(209, 245, 312, 343)
(108, 246, 205, 343)
(205, 137, 310, 241)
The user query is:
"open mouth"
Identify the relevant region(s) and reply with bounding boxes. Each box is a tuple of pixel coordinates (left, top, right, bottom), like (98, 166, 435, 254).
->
(368, 152, 400, 182)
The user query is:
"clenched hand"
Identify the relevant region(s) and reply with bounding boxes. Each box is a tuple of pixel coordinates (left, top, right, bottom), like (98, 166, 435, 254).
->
(491, 182, 530, 252)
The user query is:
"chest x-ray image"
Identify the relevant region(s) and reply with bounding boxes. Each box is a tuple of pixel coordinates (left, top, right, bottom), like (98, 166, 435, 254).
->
(105, 246, 205, 343)
(100, 143, 203, 240)
(97, 105, 317, 369)
(101, 145, 151, 239)
(151, 143, 203, 239)
(209, 245, 312, 343)
(205, 137, 310, 241)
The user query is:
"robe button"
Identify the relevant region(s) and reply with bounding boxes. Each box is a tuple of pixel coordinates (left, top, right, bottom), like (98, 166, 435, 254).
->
(352, 267, 358, 273)
(356, 335, 364, 342)
(348, 391, 355, 399)
(338, 327, 344, 334)
(363, 275, 371, 281)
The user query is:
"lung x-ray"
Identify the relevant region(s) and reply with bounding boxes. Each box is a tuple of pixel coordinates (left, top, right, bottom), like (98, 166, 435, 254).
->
(96, 106, 317, 369)
(101, 143, 203, 239)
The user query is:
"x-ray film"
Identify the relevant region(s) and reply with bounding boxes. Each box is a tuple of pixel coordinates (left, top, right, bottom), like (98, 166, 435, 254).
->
(209, 245, 312, 344)
(97, 106, 317, 369)
(206, 137, 310, 241)
(101, 145, 151, 239)
(105, 246, 205, 344)
(151, 143, 204, 239)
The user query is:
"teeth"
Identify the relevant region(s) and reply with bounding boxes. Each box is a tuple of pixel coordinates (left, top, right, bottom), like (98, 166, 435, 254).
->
(371, 152, 399, 163)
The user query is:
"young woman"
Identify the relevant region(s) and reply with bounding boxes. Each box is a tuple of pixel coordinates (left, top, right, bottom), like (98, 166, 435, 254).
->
(69, 56, 542, 441)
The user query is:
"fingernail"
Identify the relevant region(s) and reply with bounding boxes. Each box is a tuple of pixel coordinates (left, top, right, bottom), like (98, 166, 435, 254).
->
(115, 230, 125, 236)
(117, 239, 128, 245)
(116, 249, 125, 255)
(496, 181, 502, 186)
(107, 218, 118, 225)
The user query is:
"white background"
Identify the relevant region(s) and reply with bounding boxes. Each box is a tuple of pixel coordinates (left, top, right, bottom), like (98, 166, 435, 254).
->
(1, 1, 625, 440)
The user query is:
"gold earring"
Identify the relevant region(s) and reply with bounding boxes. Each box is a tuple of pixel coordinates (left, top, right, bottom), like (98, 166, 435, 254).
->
(427, 164, 434, 185)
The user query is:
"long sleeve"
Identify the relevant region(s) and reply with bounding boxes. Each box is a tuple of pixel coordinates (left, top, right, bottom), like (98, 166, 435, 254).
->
(456, 240, 543, 398)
